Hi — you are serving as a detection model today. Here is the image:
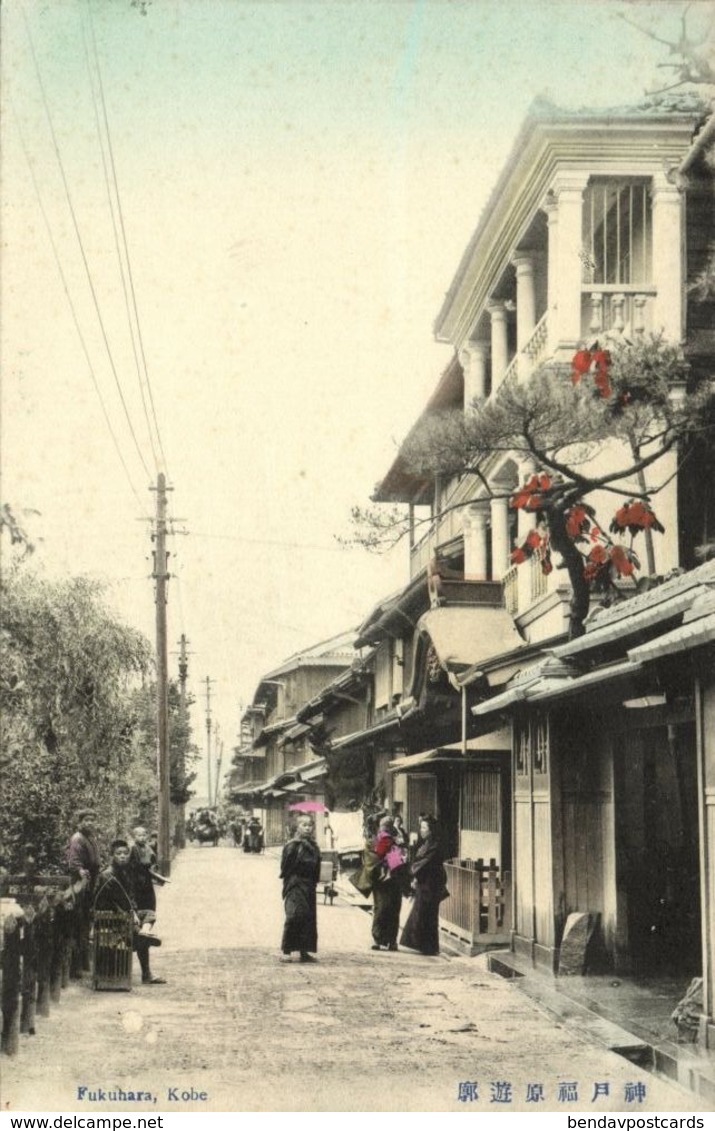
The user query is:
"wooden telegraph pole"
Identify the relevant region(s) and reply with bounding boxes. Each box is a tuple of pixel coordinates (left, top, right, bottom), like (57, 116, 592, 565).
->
(175, 633, 190, 849)
(152, 473, 171, 876)
(204, 676, 215, 807)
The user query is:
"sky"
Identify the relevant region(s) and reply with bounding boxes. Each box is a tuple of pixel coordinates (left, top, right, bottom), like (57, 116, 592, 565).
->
(2, 0, 710, 799)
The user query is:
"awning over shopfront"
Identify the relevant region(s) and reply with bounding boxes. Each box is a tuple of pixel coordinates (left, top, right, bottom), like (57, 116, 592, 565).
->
(389, 746, 466, 773)
(388, 747, 487, 773)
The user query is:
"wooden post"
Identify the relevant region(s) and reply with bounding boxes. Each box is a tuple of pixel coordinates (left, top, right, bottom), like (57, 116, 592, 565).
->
(153, 473, 171, 877)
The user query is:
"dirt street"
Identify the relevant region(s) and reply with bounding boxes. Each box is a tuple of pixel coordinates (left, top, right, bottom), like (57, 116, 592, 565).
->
(2, 846, 704, 1113)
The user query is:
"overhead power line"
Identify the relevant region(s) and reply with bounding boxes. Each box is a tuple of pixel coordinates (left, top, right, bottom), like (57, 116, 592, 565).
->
(21, 5, 153, 484)
(84, 2, 170, 476)
(9, 95, 149, 519)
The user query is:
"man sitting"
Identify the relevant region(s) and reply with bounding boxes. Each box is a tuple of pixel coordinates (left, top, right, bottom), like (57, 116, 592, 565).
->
(93, 839, 167, 986)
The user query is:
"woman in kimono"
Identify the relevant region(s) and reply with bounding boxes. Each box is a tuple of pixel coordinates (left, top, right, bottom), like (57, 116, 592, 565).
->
(279, 815, 322, 963)
(400, 816, 447, 956)
(370, 815, 404, 952)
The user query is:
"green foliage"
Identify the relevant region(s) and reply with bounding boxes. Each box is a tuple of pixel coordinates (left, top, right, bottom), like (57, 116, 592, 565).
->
(0, 570, 153, 869)
(347, 335, 714, 637)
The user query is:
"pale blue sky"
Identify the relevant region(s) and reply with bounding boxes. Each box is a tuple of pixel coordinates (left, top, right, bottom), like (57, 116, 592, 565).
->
(2, 0, 710, 785)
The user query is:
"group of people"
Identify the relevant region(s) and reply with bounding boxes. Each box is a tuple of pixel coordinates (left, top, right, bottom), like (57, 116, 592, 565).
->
(66, 809, 167, 986)
(360, 812, 447, 956)
(277, 810, 447, 963)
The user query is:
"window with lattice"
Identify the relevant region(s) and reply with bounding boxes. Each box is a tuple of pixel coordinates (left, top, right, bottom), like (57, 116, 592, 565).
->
(582, 179, 652, 286)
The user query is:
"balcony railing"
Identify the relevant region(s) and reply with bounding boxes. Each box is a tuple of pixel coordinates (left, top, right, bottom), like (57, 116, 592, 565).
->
(582, 286, 657, 339)
(503, 565, 519, 615)
(530, 554, 549, 602)
(411, 526, 436, 575)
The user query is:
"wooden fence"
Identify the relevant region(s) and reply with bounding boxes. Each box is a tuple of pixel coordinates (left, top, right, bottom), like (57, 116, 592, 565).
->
(1, 874, 86, 1057)
(440, 858, 511, 953)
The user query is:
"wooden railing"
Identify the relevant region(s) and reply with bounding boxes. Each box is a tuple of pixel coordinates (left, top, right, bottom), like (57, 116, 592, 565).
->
(1, 874, 85, 1057)
(440, 858, 511, 952)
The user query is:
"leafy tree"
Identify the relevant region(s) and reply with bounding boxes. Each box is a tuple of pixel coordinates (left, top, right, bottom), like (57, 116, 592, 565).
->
(348, 336, 713, 639)
(126, 679, 199, 830)
(0, 569, 153, 869)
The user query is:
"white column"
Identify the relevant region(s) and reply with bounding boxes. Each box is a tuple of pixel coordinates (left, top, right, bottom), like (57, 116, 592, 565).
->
(463, 502, 490, 579)
(459, 340, 489, 408)
(490, 495, 511, 579)
(543, 193, 559, 354)
(550, 173, 590, 351)
(651, 172, 685, 343)
(512, 254, 536, 349)
(487, 300, 509, 389)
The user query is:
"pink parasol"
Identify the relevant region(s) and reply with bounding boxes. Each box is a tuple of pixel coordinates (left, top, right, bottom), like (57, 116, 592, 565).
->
(287, 801, 326, 813)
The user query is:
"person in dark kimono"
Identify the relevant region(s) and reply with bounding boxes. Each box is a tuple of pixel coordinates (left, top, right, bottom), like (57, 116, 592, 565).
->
(94, 839, 166, 985)
(400, 816, 447, 956)
(66, 808, 101, 977)
(370, 816, 404, 952)
(279, 816, 321, 963)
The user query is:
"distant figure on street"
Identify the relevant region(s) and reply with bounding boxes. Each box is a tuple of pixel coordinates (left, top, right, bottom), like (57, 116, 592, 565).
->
(279, 816, 321, 963)
(400, 816, 447, 957)
(370, 815, 405, 952)
(94, 839, 166, 985)
(66, 808, 101, 977)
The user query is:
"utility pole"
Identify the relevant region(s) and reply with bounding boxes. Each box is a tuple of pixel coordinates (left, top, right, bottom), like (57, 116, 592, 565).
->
(175, 633, 190, 848)
(204, 676, 216, 807)
(152, 473, 171, 877)
(214, 730, 224, 809)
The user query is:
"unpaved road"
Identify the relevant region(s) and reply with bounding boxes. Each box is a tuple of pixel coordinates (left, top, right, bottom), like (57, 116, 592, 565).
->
(2, 846, 703, 1113)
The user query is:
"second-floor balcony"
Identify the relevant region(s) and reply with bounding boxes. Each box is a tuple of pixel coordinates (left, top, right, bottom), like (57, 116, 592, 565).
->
(582, 285, 657, 339)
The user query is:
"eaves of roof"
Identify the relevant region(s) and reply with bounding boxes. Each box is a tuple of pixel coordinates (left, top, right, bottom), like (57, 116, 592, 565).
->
(472, 658, 643, 719)
(553, 562, 715, 660)
(434, 97, 704, 347)
(372, 353, 464, 504)
(295, 657, 375, 723)
(627, 610, 715, 664)
(331, 713, 402, 752)
(354, 570, 434, 648)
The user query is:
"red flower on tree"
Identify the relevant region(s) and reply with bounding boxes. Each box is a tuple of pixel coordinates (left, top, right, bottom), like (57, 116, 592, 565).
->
(570, 345, 612, 399)
(564, 503, 596, 540)
(509, 473, 552, 512)
(610, 499, 665, 538)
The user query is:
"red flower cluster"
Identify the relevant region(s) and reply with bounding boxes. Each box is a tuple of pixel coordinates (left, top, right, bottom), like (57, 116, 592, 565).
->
(609, 499, 665, 538)
(571, 346, 612, 399)
(564, 502, 597, 540)
(583, 542, 639, 583)
(510, 527, 552, 575)
(509, 473, 552, 512)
